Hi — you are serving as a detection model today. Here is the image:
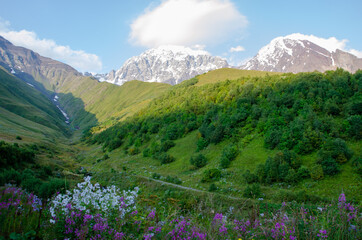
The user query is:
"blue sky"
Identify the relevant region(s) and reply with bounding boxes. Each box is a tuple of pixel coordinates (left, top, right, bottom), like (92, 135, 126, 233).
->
(0, 0, 361, 73)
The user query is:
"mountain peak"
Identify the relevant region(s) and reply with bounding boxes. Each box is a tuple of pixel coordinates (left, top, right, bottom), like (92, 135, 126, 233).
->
(147, 45, 210, 57)
(241, 34, 362, 73)
(102, 45, 228, 85)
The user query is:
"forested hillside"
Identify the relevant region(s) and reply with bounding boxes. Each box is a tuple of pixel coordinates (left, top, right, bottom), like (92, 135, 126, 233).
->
(86, 69, 361, 201)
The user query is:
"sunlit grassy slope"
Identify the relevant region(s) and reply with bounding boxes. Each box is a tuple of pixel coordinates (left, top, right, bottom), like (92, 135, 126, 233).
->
(57, 79, 171, 129)
(196, 68, 281, 86)
(0, 67, 69, 143)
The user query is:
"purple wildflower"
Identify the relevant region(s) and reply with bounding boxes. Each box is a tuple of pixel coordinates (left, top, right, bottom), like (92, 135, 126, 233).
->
(147, 210, 155, 220)
(317, 229, 328, 239)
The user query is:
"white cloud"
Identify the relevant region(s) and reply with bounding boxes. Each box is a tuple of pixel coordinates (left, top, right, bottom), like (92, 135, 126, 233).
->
(229, 45, 245, 52)
(129, 0, 248, 48)
(286, 33, 362, 58)
(0, 20, 102, 72)
(349, 49, 362, 58)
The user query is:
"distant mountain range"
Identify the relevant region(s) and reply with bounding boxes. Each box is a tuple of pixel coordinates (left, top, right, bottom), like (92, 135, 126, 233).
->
(86, 34, 362, 86)
(90, 46, 228, 85)
(1, 33, 362, 88)
(240, 33, 362, 73)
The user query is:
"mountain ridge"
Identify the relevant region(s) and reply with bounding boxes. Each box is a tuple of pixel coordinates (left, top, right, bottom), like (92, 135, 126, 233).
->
(241, 34, 362, 73)
(98, 45, 229, 85)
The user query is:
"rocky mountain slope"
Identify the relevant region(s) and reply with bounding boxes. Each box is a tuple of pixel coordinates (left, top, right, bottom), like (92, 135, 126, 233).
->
(99, 46, 228, 85)
(241, 34, 362, 73)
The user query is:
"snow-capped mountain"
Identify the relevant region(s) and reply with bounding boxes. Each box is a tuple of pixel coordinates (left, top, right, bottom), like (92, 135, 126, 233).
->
(241, 33, 362, 73)
(101, 46, 229, 85)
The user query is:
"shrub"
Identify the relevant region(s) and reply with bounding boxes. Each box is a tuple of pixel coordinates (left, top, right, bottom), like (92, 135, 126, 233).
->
(243, 170, 258, 184)
(127, 147, 140, 155)
(201, 168, 221, 182)
(346, 115, 362, 140)
(297, 166, 310, 179)
(142, 148, 151, 157)
(152, 173, 161, 179)
(310, 164, 324, 180)
(196, 137, 209, 151)
(219, 144, 238, 169)
(318, 138, 353, 164)
(320, 157, 340, 176)
(219, 156, 231, 169)
(208, 183, 217, 192)
(190, 154, 208, 169)
(160, 140, 175, 152)
(165, 175, 182, 185)
(243, 183, 261, 198)
(285, 169, 298, 184)
(264, 128, 282, 149)
(158, 153, 176, 164)
(16, 136, 22, 140)
(351, 156, 362, 176)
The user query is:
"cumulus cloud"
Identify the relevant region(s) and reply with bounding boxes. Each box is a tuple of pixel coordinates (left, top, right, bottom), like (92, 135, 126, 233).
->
(286, 33, 362, 58)
(0, 19, 102, 72)
(129, 0, 248, 48)
(229, 45, 245, 52)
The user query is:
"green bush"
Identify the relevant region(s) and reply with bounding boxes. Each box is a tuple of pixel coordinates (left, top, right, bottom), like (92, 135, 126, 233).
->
(152, 173, 161, 179)
(127, 147, 140, 155)
(297, 166, 310, 179)
(190, 154, 207, 169)
(243, 170, 258, 184)
(318, 138, 353, 164)
(208, 183, 217, 192)
(320, 157, 340, 175)
(157, 153, 176, 165)
(142, 148, 151, 157)
(243, 183, 261, 198)
(285, 169, 298, 184)
(160, 140, 175, 152)
(219, 144, 238, 169)
(351, 156, 362, 176)
(346, 115, 362, 140)
(196, 137, 208, 151)
(201, 168, 221, 183)
(264, 128, 282, 149)
(310, 164, 324, 180)
(165, 175, 182, 184)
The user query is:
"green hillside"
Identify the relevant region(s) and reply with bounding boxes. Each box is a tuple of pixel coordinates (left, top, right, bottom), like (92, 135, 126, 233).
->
(84, 69, 361, 202)
(196, 68, 281, 86)
(56, 78, 171, 130)
(0, 68, 70, 142)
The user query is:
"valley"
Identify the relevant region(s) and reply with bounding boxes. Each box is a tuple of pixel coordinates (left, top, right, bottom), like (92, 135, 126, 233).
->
(0, 35, 361, 239)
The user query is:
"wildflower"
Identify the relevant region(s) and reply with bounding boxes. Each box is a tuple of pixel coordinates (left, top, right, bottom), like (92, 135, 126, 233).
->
(114, 232, 124, 240)
(317, 229, 328, 239)
(147, 210, 155, 220)
(84, 214, 92, 223)
(213, 213, 223, 223)
(219, 224, 228, 234)
(338, 192, 346, 208)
